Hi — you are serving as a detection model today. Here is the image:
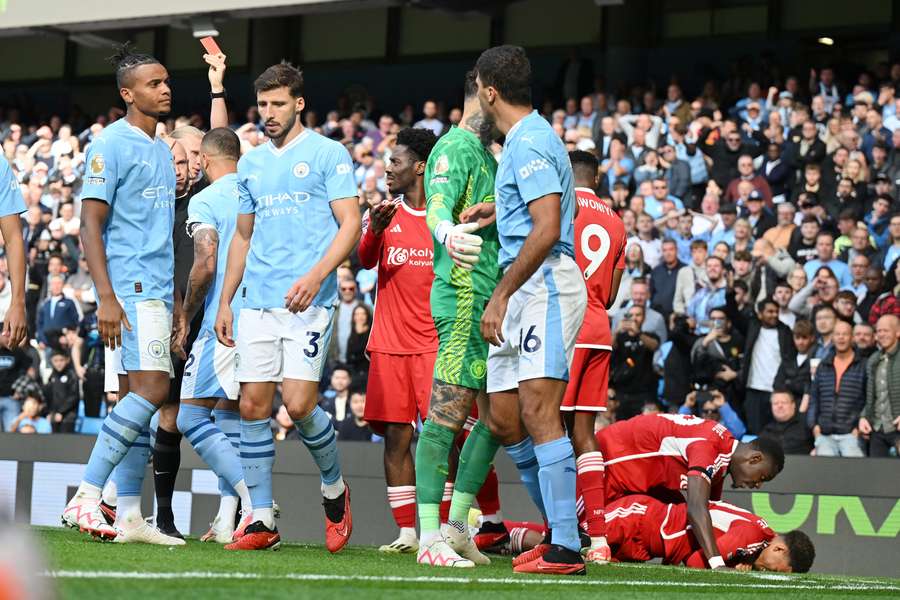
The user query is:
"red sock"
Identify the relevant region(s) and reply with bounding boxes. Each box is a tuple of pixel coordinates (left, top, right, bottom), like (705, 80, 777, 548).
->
(387, 486, 416, 529)
(440, 481, 453, 523)
(576, 451, 606, 538)
(475, 466, 501, 520)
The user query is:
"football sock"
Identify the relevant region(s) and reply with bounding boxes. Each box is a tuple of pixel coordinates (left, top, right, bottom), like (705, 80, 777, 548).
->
(449, 420, 500, 525)
(534, 436, 580, 553)
(82, 392, 155, 489)
(101, 477, 118, 507)
(575, 451, 607, 538)
(294, 406, 344, 496)
(152, 425, 181, 526)
(178, 404, 251, 510)
(476, 467, 502, 523)
(440, 481, 453, 523)
(213, 407, 242, 497)
(113, 427, 151, 509)
(216, 495, 239, 526)
(504, 436, 546, 519)
(387, 485, 416, 529)
(414, 420, 455, 540)
(116, 495, 142, 523)
(241, 418, 275, 527)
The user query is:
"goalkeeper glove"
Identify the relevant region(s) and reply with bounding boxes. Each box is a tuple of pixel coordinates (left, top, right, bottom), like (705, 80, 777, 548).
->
(434, 221, 483, 270)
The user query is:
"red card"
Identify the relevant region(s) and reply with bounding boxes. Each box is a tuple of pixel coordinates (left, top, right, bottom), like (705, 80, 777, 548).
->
(200, 36, 222, 55)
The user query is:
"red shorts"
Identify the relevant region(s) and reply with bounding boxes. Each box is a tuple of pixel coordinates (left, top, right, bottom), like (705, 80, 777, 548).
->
(560, 347, 609, 412)
(604, 496, 666, 563)
(364, 351, 436, 435)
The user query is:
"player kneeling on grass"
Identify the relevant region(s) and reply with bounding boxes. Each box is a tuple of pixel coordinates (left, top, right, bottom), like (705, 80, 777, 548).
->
(215, 62, 359, 551)
(490, 495, 814, 573)
(178, 127, 254, 544)
(357, 127, 439, 554)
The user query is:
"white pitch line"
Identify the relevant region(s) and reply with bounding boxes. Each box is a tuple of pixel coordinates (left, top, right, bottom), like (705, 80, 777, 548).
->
(41, 571, 900, 592)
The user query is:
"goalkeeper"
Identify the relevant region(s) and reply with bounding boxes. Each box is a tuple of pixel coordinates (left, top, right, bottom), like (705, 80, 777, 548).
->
(415, 71, 503, 568)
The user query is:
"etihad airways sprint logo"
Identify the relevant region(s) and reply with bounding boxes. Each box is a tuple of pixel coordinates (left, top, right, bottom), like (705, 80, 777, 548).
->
(256, 191, 312, 218)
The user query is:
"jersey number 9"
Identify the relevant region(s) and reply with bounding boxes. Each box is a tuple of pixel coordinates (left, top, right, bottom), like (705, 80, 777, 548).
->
(581, 223, 611, 280)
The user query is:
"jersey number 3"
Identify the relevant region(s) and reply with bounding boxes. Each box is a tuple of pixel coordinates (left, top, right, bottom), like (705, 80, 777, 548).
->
(581, 223, 611, 280)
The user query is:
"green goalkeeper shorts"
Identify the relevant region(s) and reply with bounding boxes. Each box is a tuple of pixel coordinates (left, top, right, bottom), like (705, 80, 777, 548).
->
(431, 278, 489, 390)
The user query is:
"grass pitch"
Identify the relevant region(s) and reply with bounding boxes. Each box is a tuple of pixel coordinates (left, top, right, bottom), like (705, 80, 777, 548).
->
(36, 528, 900, 599)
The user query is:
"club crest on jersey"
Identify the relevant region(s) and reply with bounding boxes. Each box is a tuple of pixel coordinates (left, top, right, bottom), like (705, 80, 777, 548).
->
(434, 155, 450, 175)
(147, 339, 166, 359)
(292, 161, 310, 178)
(90, 154, 105, 175)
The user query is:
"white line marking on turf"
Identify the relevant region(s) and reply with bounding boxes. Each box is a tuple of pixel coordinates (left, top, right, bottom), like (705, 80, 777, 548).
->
(41, 571, 900, 592)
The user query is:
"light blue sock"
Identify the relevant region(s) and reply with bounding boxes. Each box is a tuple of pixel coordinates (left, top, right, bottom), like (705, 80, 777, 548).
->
(505, 436, 546, 519)
(83, 392, 156, 488)
(534, 436, 580, 552)
(114, 428, 151, 496)
(178, 404, 243, 494)
(213, 408, 241, 497)
(294, 406, 342, 487)
(241, 418, 274, 510)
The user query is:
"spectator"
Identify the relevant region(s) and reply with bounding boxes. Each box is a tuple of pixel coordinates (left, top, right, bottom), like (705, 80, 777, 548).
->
(700, 122, 763, 190)
(761, 390, 815, 455)
(43, 350, 78, 433)
(774, 319, 817, 403)
(319, 365, 353, 424)
(337, 391, 374, 442)
(644, 177, 683, 219)
(854, 322, 878, 359)
(772, 280, 796, 328)
(599, 139, 634, 193)
(725, 154, 773, 206)
(649, 239, 682, 318)
(788, 215, 822, 265)
(680, 389, 746, 440)
(762, 202, 797, 250)
(761, 143, 792, 203)
(709, 203, 738, 249)
(732, 297, 796, 434)
(804, 231, 852, 288)
(9, 394, 50, 434)
(844, 254, 871, 303)
(838, 226, 877, 266)
(0, 336, 31, 431)
(413, 100, 443, 136)
(859, 314, 900, 457)
(860, 267, 885, 323)
(881, 214, 900, 270)
(329, 278, 363, 365)
(813, 304, 838, 359)
(868, 258, 900, 325)
(687, 256, 728, 334)
(808, 320, 867, 457)
(689, 307, 742, 397)
(611, 304, 660, 420)
(35, 274, 79, 349)
(630, 212, 662, 268)
(659, 144, 691, 201)
(672, 239, 710, 314)
(345, 304, 372, 383)
(613, 278, 668, 343)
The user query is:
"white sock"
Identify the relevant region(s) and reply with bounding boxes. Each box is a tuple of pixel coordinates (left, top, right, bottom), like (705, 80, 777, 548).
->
(75, 482, 102, 501)
(591, 535, 608, 548)
(216, 495, 239, 525)
(398, 526, 417, 540)
(321, 478, 346, 500)
(254, 507, 275, 529)
(233, 480, 253, 513)
(420, 529, 442, 546)
(115, 496, 142, 526)
(101, 480, 117, 505)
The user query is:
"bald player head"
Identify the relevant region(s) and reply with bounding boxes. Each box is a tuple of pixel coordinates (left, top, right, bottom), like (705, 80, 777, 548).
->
(569, 149, 599, 191)
(171, 125, 205, 183)
(200, 127, 240, 183)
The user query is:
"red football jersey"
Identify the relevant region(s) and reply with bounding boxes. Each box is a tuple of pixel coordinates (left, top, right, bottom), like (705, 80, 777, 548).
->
(574, 187, 627, 348)
(596, 414, 738, 502)
(604, 495, 775, 568)
(660, 499, 776, 567)
(358, 201, 438, 355)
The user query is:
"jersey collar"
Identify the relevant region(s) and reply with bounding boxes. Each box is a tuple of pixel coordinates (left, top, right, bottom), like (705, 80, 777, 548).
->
(124, 120, 157, 144)
(506, 110, 538, 140)
(575, 186, 597, 195)
(267, 128, 310, 157)
(399, 197, 426, 216)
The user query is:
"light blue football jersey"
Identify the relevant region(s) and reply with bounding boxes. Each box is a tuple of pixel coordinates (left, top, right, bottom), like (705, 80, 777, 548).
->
(236, 128, 357, 309)
(494, 110, 575, 268)
(80, 119, 176, 304)
(0, 159, 26, 217)
(186, 172, 241, 335)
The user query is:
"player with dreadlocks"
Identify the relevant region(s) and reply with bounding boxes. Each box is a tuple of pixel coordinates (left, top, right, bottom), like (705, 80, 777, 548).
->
(61, 43, 187, 545)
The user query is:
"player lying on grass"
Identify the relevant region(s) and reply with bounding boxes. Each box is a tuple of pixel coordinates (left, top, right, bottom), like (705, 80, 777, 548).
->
(515, 413, 785, 570)
(480, 495, 815, 573)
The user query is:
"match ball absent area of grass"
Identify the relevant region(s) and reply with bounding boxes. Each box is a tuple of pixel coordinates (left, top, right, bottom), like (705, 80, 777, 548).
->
(36, 528, 900, 599)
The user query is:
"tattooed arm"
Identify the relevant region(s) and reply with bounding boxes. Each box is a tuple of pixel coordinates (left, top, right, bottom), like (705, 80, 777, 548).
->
(183, 225, 219, 323)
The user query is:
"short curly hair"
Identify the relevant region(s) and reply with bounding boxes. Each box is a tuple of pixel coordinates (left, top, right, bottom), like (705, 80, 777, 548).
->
(397, 127, 438, 162)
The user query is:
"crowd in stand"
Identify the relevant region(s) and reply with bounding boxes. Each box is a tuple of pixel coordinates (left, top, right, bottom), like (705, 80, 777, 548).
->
(2, 57, 899, 457)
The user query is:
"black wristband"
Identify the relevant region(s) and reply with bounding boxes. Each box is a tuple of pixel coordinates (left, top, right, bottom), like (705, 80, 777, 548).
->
(210, 90, 226, 99)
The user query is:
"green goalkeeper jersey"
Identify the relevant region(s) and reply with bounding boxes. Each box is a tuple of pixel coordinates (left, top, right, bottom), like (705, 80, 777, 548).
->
(425, 126, 500, 304)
